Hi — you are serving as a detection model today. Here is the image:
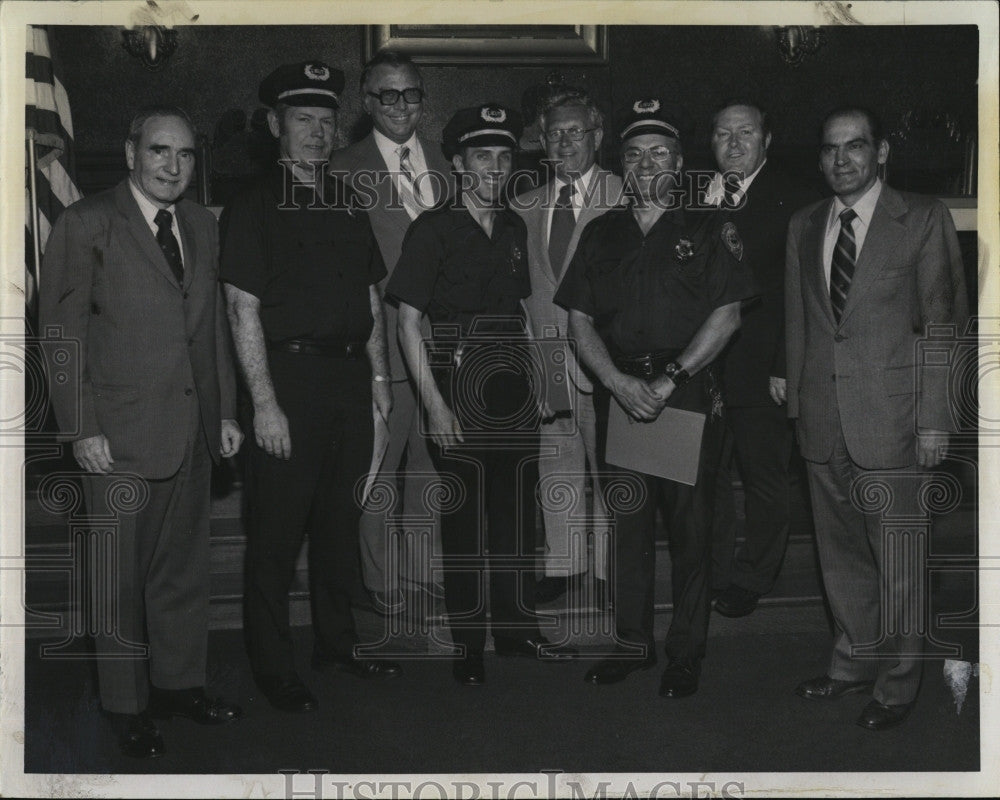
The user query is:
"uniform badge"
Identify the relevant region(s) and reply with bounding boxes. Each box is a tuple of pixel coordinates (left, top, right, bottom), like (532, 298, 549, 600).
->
(721, 222, 743, 262)
(304, 63, 330, 81)
(633, 99, 660, 114)
(674, 237, 694, 263)
(481, 106, 507, 123)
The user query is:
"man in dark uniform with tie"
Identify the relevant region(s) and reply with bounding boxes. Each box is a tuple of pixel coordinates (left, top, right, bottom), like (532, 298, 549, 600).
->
(221, 61, 400, 714)
(556, 99, 754, 697)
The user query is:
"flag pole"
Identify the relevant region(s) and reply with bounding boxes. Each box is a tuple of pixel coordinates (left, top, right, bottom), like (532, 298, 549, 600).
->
(27, 128, 43, 312)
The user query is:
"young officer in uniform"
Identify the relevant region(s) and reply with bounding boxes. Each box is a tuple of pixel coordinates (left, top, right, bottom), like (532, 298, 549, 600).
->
(555, 99, 755, 697)
(221, 61, 401, 714)
(387, 104, 577, 686)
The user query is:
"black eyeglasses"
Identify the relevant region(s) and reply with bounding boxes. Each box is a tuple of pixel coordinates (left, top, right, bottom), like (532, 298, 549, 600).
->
(540, 127, 596, 143)
(367, 88, 424, 106)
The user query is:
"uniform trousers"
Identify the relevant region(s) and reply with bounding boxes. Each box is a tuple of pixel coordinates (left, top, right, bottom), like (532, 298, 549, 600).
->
(243, 351, 373, 681)
(82, 400, 211, 714)
(596, 372, 726, 663)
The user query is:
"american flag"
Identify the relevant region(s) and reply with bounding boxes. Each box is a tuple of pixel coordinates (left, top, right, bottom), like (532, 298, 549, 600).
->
(25, 24, 82, 322)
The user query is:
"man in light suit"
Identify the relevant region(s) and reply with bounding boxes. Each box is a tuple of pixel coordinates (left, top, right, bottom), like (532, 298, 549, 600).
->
(41, 107, 244, 758)
(515, 87, 622, 605)
(329, 50, 451, 613)
(786, 107, 968, 730)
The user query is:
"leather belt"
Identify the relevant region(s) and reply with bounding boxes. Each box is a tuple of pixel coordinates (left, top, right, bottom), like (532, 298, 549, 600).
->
(614, 349, 681, 379)
(269, 339, 366, 359)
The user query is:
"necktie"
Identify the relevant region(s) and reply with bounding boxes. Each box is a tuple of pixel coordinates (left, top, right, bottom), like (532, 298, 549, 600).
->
(829, 207, 858, 323)
(548, 183, 576, 280)
(154, 209, 184, 285)
(398, 145, 424, 204)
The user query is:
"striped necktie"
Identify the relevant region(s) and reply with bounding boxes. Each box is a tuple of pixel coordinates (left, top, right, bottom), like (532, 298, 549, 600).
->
(398, 145, 424, 204)
(830, 208, 858, 323)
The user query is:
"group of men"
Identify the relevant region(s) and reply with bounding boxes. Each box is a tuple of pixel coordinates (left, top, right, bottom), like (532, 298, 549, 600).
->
(41, 49, 968, 759)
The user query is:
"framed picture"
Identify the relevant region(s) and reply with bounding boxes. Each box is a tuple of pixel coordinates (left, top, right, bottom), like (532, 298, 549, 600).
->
(364, 24, 608, 64)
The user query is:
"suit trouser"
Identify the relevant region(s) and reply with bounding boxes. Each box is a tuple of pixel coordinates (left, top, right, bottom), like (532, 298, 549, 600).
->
(358, 378, 442, 591)
(82, 406, 211, 714)
(243, 352, 373, 681)
(537, 391, 610, 580)
(804, 419, 924, 706)
(711, 403, 793, 594)
(596, 379, 726, 663)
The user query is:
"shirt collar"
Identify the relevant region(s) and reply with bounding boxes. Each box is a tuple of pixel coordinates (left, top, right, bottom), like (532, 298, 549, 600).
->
(373, 128, 420, 164)
(739, 158, 767, 192)
(830, 178, 882, 230)
(128, 178, 176, 225)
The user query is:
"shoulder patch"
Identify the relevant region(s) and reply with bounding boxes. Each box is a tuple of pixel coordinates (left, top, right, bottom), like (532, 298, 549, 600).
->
(721, 221, 743, 262)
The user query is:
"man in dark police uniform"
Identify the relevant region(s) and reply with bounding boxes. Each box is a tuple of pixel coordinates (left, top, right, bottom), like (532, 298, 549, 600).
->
(556, 99, 754, 697)
(387, 104, 576, 686)
(221, 61, 400, 714)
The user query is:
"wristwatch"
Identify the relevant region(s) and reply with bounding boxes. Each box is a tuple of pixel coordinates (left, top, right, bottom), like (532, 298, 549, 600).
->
(663, 361, 690, 387)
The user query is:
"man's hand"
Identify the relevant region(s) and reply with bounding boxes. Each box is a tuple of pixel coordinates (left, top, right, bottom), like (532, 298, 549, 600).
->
(648, 375, 676, 405)
(220, 418, 244, 458)
(608, 373, 664, 421)
(254, 401, 292, 459)
(917, 428, 949, 468)
(73, 434, 114, 474)
(427, 401, 464, 447)
(769, 376, 787, 406)
(373, 379, 393, 424)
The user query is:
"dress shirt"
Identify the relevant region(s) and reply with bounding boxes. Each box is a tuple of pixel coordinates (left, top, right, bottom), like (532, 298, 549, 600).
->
(706, 158, 767, 207)
(129, 179, 185, 264)
(822, 178, 883, 289)
(373, 129, 430, 219)
(545, 163, 596, 245)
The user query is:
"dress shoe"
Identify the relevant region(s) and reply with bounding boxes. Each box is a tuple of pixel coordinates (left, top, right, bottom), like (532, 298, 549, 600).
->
(714, 584, 760, 618)
(494, 636, 578, 661)
(105, 710, 165, 759)
(369, 588, 405, 614)
(312, 650, 403, 679)
(795, 674, 874, 701)
(149, 686, 243, 725)
(535, 574, 580, 604)
(658, 660, 700, 698)
(403, 579, 446, 601)
(584, 651, 657, 685)
(856, 699, 914, 731)
(452, 653, 485, 686)
(258, 675, 318, 713)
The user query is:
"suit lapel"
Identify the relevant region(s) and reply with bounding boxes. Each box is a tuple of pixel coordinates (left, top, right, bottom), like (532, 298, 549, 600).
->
(803, 199, 836, 328)
(176, 204, 199, 290)
(114, 180, 180, 289)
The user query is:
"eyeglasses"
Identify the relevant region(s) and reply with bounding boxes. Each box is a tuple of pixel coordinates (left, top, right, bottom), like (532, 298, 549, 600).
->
(540, 127, 596, 143)
(622, 145, 678, 163)
(367, 88, 424, 106)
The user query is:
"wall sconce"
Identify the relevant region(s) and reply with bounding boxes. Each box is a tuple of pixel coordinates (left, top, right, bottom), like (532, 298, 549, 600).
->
(776, 26, 825, 66)
(122, 25, 179, 70)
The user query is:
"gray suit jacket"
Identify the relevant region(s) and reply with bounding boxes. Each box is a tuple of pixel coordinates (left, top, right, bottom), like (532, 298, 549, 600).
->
(41, 179, 236, 478)
(785, 183, 968, 469)
(516, 168, 623, 393)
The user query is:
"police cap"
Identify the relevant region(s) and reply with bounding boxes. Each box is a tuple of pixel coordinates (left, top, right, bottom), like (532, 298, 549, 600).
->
(619, 98, 682, 144)
(443, 104, 523, 159)
(259, 61, 345, 109)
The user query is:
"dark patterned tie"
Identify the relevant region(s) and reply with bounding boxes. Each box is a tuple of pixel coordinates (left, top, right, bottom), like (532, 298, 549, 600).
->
(398, 145, 424, 204)
(829, 208, 858, 323)
(548, 182, 576, 280)
(154, 209, 184, 285)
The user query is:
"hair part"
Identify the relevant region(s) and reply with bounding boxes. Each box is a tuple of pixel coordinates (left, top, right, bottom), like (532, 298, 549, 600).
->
(126, 105, 195, 145)
(360, 50, 423, 93)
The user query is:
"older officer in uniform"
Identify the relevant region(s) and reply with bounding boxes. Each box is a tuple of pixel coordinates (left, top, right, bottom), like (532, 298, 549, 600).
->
(221, 61, 400, 714)
(556, 99, 754, 697)
(388, 104, 576, 686)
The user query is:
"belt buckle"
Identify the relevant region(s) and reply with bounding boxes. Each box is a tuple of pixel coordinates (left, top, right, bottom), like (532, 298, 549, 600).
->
(639, 354, 653, 377)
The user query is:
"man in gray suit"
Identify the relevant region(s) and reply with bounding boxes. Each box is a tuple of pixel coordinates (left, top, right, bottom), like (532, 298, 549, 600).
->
(515, 87, 622, 605)
(329, 50, 451, 613)
(786, 107, 968, 730)
(41, 106, 244, 758)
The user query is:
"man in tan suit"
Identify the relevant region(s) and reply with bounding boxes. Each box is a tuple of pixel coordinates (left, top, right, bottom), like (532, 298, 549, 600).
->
(786, 106, 968, 730)
(515, 87, 622, 606)
(42, 106, 243, 758)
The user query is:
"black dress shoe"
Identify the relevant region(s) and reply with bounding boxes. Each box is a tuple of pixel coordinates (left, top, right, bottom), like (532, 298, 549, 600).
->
(856, 699, 914, 731)
(452, 653, 485, 686)
(258, 675, 318, 713)
(795, 674, 874, 701)
(714, 585, 761, 618)
(312, 650, 403, 679)
(658, 660, 699, 698)
(494, 636, 578, 661)
(369, 589, 405, 615)
(584, 652, 657, 685)
(105, 710, 165, 759)
(535, 575, 576, 604)
(149, 686, 243, 725)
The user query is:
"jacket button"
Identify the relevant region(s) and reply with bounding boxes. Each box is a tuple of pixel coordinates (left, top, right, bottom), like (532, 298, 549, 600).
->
(831, 374, 836, 381)
(834, 333, 845, 342)
(184, 388, 193, 396)
(183, 292, 189, 300)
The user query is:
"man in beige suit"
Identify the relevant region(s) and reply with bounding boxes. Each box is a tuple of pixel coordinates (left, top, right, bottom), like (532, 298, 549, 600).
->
(515, 87, 622, 605)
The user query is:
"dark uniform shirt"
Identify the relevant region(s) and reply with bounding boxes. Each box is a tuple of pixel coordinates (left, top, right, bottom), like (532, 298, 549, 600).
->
(386, 205, 531, 336)
(219, 165, 386, 343)
(555, 205, 754, 356)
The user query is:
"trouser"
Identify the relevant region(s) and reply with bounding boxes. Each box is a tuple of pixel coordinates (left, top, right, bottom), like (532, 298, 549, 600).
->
(83, 402, 211, 714)
(358, 377, 442, 592)
(711, 403, 793, 594)
(243, 351, 373, 681)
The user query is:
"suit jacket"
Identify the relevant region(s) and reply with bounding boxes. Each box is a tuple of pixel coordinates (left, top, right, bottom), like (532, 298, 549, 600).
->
(41, 179, 236, 479)
(516, 168, 623, 393)
(785, 183, 968, 469)
(720, 163, 818, 407)
(329, 134, 452, 378)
